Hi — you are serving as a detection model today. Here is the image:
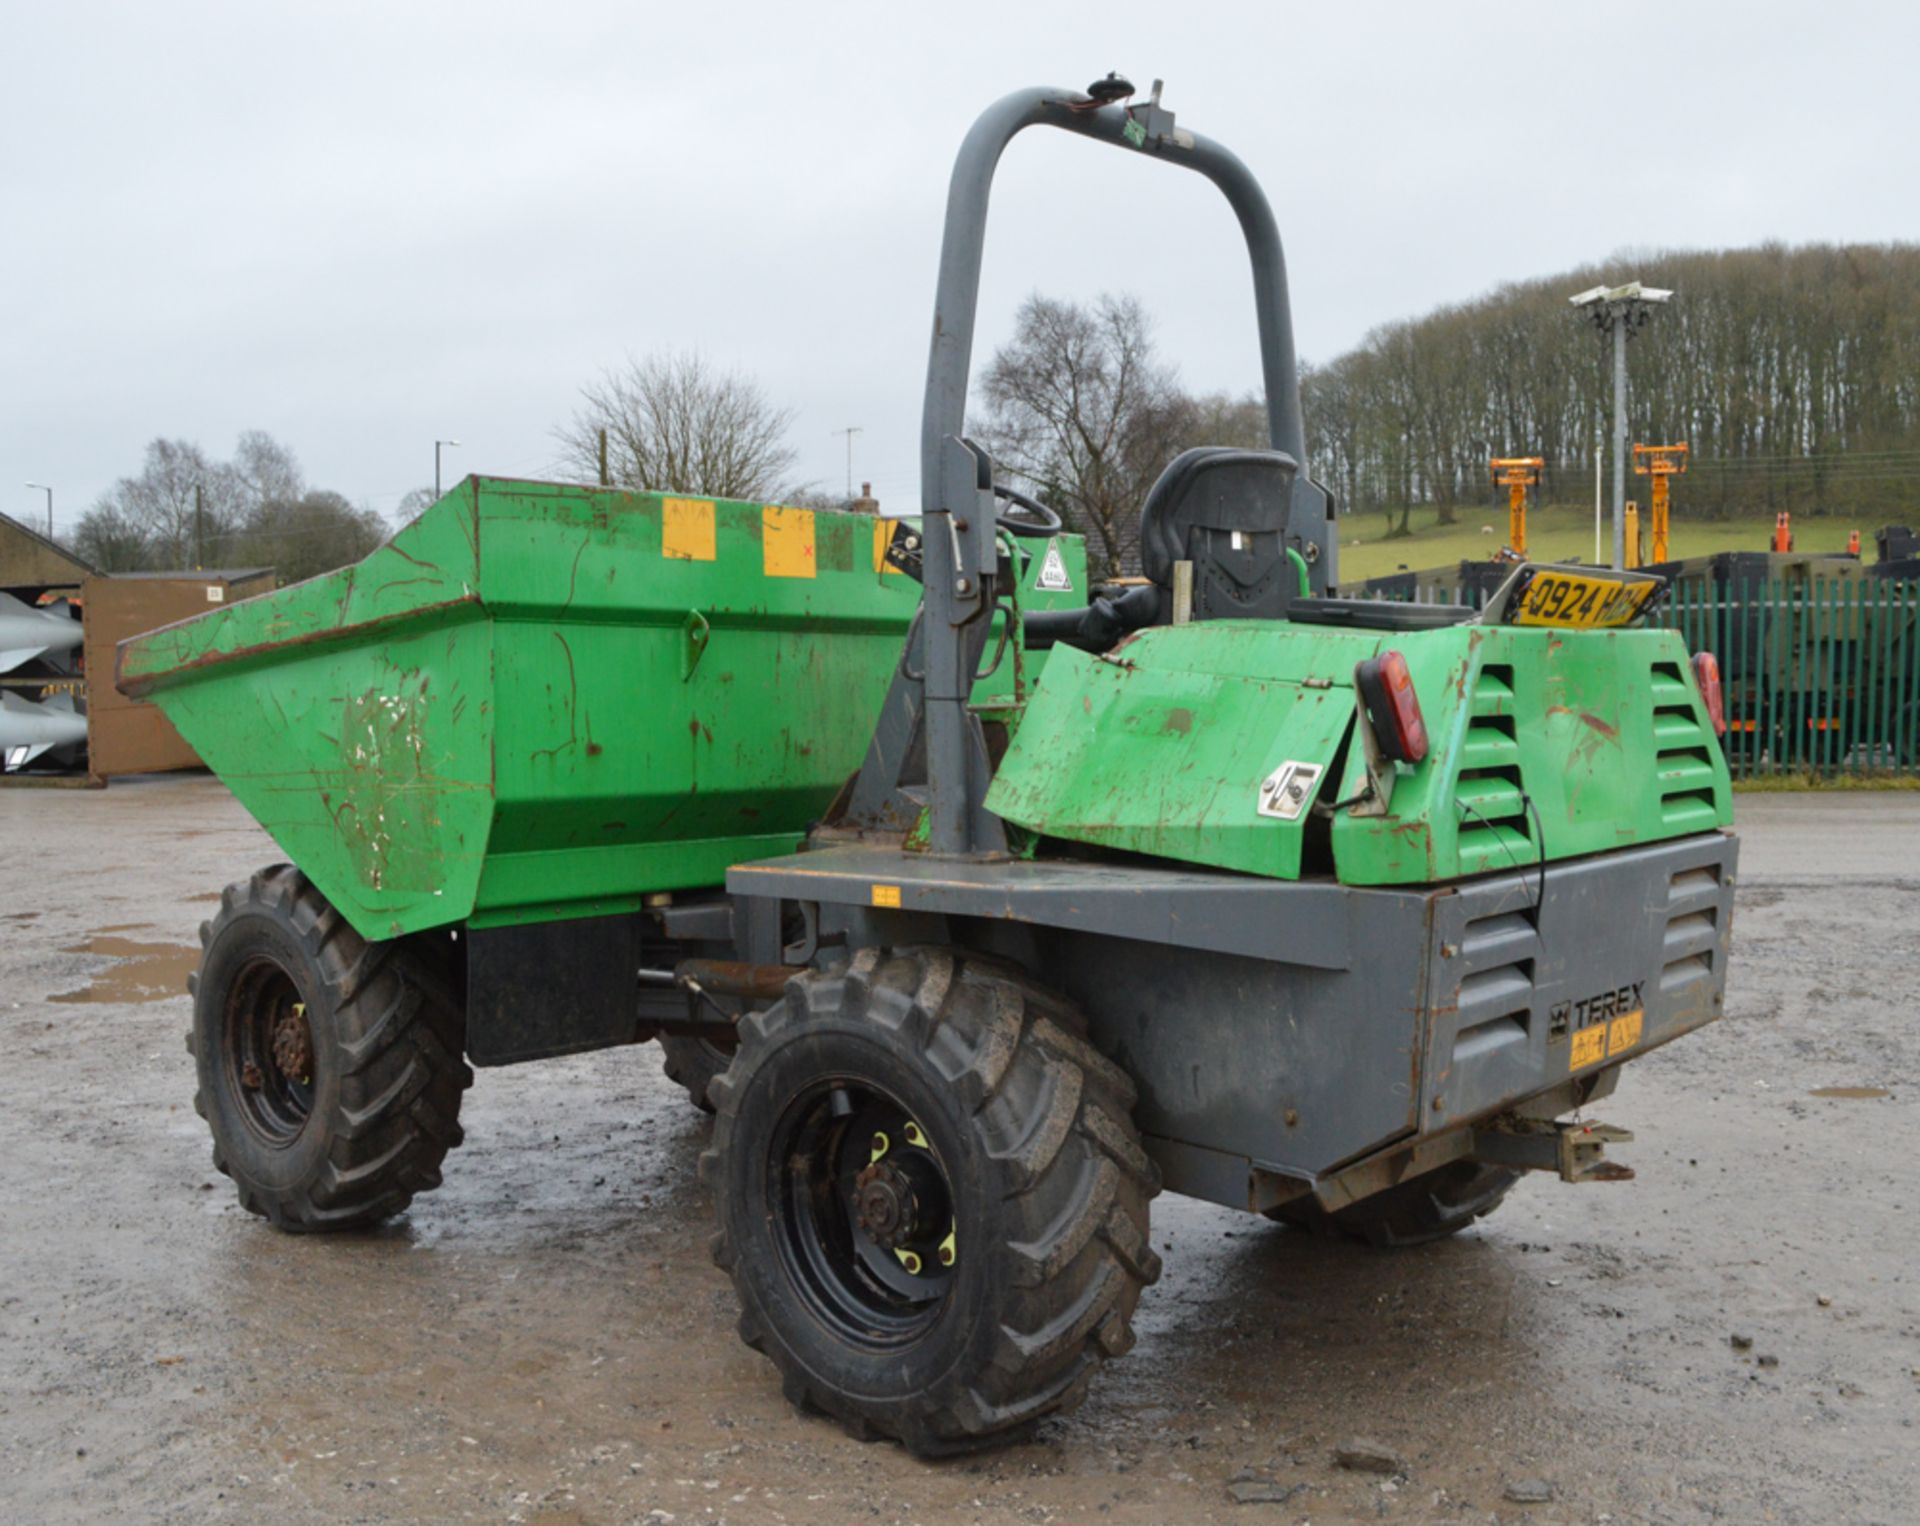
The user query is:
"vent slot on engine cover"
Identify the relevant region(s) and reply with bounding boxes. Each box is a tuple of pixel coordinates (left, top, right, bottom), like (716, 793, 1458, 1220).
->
(1651, 661, 1719, 832)
(1455, 663, 1532, 874)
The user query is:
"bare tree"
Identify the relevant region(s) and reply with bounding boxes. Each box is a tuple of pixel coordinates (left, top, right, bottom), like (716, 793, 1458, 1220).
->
(1186, 389, 1268, 450)
(232, 429, 305, 509)
(75, 432, 390, 580)
(70, 502, 152, 572)
(782, 487, 855, 513)
(973, 294, 1192, 580)
(555, 350, 799, 500)
(394, 487, 438, 523)
(76, 439, 247, 569)
(235, 490, 389, 584)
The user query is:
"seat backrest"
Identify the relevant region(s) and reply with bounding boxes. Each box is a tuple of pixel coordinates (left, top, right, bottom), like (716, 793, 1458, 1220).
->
(1138, 447, 1300, 621)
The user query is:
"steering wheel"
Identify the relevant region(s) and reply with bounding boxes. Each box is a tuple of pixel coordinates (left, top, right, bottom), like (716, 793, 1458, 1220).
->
(992, 483, 1064, 538)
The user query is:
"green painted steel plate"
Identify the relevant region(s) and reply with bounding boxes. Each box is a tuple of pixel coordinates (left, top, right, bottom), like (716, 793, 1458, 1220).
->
(120, 477, 1085, 938)
(988, 617, 1733, 884)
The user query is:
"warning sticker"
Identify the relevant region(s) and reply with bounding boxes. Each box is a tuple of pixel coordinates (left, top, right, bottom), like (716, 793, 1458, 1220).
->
(1607, 1008, 1644, 1056)
(1035, 541, 1074, 593)
(1569, 1024, 1608, 1070)
(1569, 1008, 1644, 1072)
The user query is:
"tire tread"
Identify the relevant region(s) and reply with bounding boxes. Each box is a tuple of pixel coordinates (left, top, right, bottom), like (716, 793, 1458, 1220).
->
(193, 864, 469, 1234)
(708, 946, 1159, 1454)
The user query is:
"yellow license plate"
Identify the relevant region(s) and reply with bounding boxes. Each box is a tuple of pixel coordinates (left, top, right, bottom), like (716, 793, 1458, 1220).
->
(1512, 570, 1658, 629)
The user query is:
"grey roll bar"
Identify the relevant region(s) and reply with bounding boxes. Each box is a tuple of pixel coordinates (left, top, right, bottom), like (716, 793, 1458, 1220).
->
(920, 84, 1307, 508)
(908, 83, 1315, 858)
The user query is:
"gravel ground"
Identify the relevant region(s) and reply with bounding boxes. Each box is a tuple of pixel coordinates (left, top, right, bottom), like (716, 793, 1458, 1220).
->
(1, 778, 1915, 1524)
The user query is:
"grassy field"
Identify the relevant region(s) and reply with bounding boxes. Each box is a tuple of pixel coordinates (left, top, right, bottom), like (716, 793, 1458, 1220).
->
(1334, 502, 1864, 584)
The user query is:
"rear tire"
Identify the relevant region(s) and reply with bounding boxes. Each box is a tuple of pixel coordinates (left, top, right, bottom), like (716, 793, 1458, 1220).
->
(702, 946, 1160, 1454)
(1270, 1160, 1518, 1248)
(190, 865, 471, 1233)
(658, 1033, 736, 1113)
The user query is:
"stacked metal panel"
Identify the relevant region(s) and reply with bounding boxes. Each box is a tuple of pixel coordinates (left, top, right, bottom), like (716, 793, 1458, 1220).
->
(0, 591, 87, 769)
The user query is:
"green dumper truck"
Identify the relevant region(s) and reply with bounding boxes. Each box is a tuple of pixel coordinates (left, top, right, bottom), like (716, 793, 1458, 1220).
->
(122, 81, 1737, 1454)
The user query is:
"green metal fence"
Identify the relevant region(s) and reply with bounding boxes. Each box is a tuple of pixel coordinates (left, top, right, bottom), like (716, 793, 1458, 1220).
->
(1659, 578, 1920, 779)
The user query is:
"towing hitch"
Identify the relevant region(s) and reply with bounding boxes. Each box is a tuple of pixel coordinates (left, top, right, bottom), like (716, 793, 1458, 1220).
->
(1470, 1116, 1636, 1184)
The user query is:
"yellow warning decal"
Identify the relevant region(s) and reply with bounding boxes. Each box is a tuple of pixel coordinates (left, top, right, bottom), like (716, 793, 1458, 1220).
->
(1569, 1008, 1645, 1071)
(873, 518, 906, 575)
(1569, 1024, 1608, 1070)
(763, 506, 816, 578)
(1608, 1008, 1644, 1056)
(662, 497, 716, 561)
(871, 884, 902, 909)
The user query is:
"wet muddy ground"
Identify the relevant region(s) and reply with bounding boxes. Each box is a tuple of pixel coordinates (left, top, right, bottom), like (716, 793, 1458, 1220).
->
(2, 778, 1915, 1524)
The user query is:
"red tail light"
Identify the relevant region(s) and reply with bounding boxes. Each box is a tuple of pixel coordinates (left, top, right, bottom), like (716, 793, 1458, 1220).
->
(1691, 651, 1726, 736)
(1355, 650, 1429, 764)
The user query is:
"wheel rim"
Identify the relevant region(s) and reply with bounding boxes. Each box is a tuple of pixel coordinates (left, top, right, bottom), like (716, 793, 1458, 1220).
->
(770, 1080, 957, 1349)
(223, 956, 315, 1146)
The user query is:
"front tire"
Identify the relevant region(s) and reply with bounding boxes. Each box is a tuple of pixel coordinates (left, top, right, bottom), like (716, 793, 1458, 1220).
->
(702, 947, 1160, 1454)
(190, 865, 471, 1232)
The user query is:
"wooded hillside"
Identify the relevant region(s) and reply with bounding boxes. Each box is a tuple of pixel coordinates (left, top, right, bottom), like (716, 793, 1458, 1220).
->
(1301, 243, 1920, 529)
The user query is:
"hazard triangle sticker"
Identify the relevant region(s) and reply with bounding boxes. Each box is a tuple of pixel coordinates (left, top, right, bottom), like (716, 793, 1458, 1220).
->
(1035, 541, 1074, 592)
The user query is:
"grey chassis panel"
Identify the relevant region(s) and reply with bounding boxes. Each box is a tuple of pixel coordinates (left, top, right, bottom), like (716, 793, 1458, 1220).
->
(1020, 917, 1431, 1183)
(729, 831, 1738, 1211)
(726, 842, 1363, 969)
(1419, 830, 1738, 1127)
(729, 844, 1437, 1175)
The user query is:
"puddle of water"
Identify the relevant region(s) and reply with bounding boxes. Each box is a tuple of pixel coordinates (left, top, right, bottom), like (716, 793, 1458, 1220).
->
(1808, 1086, 1890, 1100)
(49, 935, 200, 1005)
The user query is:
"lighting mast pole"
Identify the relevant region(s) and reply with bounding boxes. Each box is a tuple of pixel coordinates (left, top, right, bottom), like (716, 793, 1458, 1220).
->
(1569, 282, 1671, 569)
(24, 483, 52, 537)
(435, 439, 461, 499)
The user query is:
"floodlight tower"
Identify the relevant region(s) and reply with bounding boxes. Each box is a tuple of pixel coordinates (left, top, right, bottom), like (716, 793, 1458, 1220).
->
(1632, 442, 1689, 564)
(1490, 456, 1545, 559)
(1570, 281, 1672, 569)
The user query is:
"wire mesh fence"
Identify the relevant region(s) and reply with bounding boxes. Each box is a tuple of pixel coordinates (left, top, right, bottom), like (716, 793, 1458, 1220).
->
(1660, 577, 1919, 780)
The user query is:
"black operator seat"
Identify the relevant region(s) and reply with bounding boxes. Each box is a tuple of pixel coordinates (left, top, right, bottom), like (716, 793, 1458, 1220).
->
(1023, 447, 1301, 651)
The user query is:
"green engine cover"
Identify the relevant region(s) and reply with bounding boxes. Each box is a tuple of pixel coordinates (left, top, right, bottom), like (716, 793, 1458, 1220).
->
(986, 617, 1733, 885)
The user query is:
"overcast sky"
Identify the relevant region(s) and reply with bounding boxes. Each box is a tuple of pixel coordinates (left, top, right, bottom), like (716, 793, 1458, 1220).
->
(3, 0, 1914, 537)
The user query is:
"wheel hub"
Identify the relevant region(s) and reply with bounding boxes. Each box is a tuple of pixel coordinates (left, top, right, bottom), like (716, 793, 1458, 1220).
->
(224, 958, 316, 1147)
(853, 1159, 918, 1248)
(773, 1086, 961, 1347)
(271, 1003, 313, 1084)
